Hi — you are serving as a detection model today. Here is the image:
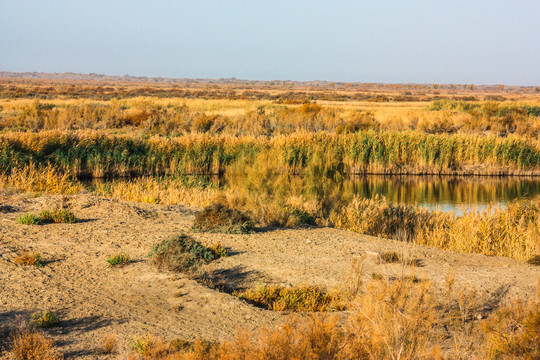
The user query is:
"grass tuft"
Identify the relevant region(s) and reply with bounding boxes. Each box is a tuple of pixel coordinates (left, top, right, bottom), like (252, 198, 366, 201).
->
(100, 333, 117, 354)
(106, 254, 130, 266)
(30, 311, 59, 328)
(16, 213, 41, 225)
(192, 203, 255, 234)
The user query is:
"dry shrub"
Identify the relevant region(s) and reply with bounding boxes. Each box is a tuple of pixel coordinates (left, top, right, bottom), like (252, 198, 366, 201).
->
(192, 203, 255, 234)
(13, 251, 43, 267)
(101, 333, 117, 354)
(236, 284, 345, 312)
(150, 234, 218, 273)
(7, 326, 62, 360)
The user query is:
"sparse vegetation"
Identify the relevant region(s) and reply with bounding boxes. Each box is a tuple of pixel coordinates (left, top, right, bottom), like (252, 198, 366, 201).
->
(150, 234, 218, 273)
(236, 284, 345, 312)
(13, 251, 43, 267)
(106, 254, 130, 266)
(16, 213, 41, 225)
(30, 311, 59, 328)
(192, 203, 255, 234)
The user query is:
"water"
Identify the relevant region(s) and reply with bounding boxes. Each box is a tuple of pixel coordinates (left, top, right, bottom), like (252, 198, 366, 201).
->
(341, 176, 540, 214)
(83, 175, 540, 215)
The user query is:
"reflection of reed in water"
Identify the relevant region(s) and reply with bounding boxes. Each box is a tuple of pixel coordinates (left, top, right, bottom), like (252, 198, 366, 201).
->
(342, 176, 540, 207)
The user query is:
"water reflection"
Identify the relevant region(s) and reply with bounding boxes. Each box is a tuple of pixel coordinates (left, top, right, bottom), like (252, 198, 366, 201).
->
(343, 176, 540, 213)
(83, 175, 540, 214)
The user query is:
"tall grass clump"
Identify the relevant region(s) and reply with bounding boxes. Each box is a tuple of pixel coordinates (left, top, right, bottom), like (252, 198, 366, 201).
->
(149, 234, 218, 273)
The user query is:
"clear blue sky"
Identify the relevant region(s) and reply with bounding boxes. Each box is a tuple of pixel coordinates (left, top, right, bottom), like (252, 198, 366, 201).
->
(1, 0, 539, 85)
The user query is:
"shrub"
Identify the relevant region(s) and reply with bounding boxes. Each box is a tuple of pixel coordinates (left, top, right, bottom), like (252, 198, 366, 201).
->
(8, 328, 62, 360)
(192, 204, 255, 234)
(236, 284, 345, 312)
(16, 213, 40, 225)
(150, 234, 217, 273)
(106, 254, 130, 266)
(30, 311, 59, 328)
(39, 209, 76, 224)
(208, 243, 228, 258)
(14, 251, 43, 267)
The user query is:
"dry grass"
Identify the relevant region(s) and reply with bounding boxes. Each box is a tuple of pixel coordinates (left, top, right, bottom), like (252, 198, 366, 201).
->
(4, 323, 63, 360)
(100, 333, 117, 354)
(121, 276, 540, 360)
(13, 251, 43, 267)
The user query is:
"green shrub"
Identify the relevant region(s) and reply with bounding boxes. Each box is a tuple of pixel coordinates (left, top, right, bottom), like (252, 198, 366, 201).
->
(192, 204, 255, 234)
(107, 254, 130, 266)
(16, 213, 41, 225)
(39, 209, 76, 223)
(30, 311, 59, 328)
(149, 234, 218, 273)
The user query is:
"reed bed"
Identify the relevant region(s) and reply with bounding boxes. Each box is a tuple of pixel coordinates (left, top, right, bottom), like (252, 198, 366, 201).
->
(0, 130, 538, 177)
(330, 195, 540, 260)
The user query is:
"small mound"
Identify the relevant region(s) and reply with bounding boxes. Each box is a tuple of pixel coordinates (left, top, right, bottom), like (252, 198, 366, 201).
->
(192, 204, 255, 234)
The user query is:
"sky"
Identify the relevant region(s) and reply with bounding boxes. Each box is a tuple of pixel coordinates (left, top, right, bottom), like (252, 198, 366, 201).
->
(1, 0, 539, 85)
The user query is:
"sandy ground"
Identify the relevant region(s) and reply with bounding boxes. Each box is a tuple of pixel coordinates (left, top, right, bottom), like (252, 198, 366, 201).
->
(0, 191, 539, 359)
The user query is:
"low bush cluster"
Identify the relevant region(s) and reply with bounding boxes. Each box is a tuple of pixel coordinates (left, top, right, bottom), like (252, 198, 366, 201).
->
(192, 203, 255, 234)
(149, 234, 219, 273)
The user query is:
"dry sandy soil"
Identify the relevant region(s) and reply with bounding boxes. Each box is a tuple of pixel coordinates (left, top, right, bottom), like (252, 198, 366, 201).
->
(0, 191, 539, 359)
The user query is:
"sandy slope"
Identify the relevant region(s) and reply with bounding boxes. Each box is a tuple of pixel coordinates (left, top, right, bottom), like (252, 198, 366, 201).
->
(0, 191, 538, 359)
